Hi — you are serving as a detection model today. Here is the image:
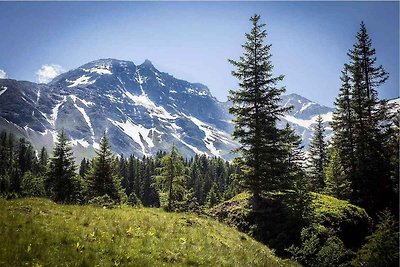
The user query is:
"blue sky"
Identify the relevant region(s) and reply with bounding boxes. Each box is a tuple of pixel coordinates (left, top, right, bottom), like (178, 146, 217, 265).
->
(0, 1, 398, 106)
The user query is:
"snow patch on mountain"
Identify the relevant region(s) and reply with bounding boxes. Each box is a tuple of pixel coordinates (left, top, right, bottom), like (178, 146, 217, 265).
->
(109, 118, 155, 155)
(69, 95, 95, 107)
(0, 87, 7, 97)
(67, 75, 96, 87)
(284, 112, 333, 130)
(186, 116, 221, 156)
(49, 96, 67, 126)
(82, 66, 112, 75)
(125, 91, 176, 120)
(70, 138, 91, 148)
(300, 102, 315, 112)
(172, 133, 204, 155)
(71, 100, 95, 138)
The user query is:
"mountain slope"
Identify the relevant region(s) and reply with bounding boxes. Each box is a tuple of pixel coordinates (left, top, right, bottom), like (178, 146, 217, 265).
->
(0, 58, 334, 160)
(0, 198, 298, 266)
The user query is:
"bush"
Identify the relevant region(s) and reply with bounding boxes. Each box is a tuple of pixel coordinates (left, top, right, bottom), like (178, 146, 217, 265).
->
(311, 193, 372, 249)
(88, 194, 116, 208)
(210, 191, 372, 260)
(352, 210, 399, 267)
(21, 171, 46, 197)
(127, 192, 142, 206)
(287, 224, 353, 267)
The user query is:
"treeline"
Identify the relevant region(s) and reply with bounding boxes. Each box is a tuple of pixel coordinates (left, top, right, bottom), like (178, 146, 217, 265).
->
(0, 130, 240, 210)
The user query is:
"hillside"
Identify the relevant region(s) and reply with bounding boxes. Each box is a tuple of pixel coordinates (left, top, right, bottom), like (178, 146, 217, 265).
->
(0, 198, 298, 267)
(209, 192, 372, 259)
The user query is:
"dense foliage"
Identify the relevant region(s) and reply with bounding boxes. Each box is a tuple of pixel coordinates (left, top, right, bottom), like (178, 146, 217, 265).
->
(0, 130, 240, 211)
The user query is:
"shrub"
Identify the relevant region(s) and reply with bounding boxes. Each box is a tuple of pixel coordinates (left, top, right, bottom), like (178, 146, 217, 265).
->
(21, 171, 46, 197)
(88, 194, 116, 208)
(127, 192, 142, 206)
(352, 210, 399, 267)
(287, 224, 353, 267)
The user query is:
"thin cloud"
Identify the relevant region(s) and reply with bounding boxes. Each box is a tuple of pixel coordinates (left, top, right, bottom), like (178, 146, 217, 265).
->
(36, 64, 64, 83)
(0, 69, 7, 79)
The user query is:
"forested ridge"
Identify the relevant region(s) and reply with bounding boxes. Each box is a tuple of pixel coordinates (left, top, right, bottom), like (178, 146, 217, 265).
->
(0, 14, 398, 267)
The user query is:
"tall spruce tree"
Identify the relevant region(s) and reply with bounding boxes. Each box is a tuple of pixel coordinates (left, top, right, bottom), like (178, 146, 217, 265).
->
(228, 14, 290, 203)
(86, 133, 124, 202)
(47, 130, 77, 203)
(345, 22, 393, 214)
(332, 67, 356, 183)
(38, 147, 48, 174)
(308, 115, 328, 192)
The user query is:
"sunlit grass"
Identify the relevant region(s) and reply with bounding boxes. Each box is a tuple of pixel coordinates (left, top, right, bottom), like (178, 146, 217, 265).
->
(0, 198, 298, 266)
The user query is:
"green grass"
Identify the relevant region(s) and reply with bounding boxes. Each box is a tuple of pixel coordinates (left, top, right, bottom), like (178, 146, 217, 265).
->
(0, 198, 298, 267)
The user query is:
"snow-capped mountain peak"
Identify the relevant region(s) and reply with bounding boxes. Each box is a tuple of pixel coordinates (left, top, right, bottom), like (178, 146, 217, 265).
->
(0, 59, 336, 161)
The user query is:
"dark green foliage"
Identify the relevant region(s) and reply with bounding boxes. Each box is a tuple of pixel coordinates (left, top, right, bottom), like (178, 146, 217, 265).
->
(352, 210, 399, 267)
(88, 194, 116, 208)
(228, 14, 290, 202)
(78, 158, 90, 178)
(86, 133, 124, 203)
(287, 225, 353, 267)
(308, 115, 328, 191)
(156, 145, 187, 211)
(206, 183, 220, 208)
(332, 22, 397, 215)
(332, 67, 356, 181)
(210, 192, 372, 262)
(46, 130, 78, 203)
(281, 123, 306, 188)
(21, 171, 45, 197)
(324, 148, 352, 200)
(127, 192, 142, 206)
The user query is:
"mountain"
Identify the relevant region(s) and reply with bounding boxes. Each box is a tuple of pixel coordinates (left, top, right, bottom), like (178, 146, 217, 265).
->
(0, 58, 334, 161)
(279, 93, 334, 147)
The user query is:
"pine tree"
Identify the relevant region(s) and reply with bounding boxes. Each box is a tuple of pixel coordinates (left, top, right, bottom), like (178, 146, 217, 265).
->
(308, 115, 328, 191)
(206, 182, 220, 208)
(324, 149, 352, 200)
(281, 123, 306, 188)
(126, 154, 136, 197)
(86, 133, 124, 203)
(352, 210, 399, 267)
(79, 158, 89, 178)
(38, 147, 48, 174)
(228, 14, 290, 204)
(332, 67, 356, 184)
(47, 130, 78, 203)
(156, 145, 186, 211)
(345, 22, 393, 214)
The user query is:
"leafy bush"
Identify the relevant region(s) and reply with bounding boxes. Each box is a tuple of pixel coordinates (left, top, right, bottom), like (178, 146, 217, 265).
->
(88, 194, 116, 208)
(311, 193, 372, 249)
(127, 192, 142, 206)
(21, 171, 45, 197)
(287, 224, 353, 266)
(352, 210, 399, 267)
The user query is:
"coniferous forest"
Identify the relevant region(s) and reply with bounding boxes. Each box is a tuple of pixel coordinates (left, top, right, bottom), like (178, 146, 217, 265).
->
(0, 12, 398, 267)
